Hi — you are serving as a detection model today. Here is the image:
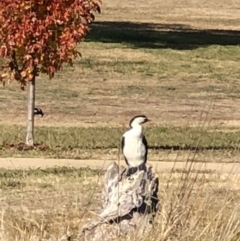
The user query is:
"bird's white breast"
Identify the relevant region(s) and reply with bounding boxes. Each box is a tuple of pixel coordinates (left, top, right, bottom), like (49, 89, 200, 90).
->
(123, 127, 146, 167)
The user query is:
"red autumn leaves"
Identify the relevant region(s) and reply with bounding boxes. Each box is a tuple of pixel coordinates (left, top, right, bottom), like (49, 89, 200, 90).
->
(0, 0, 101, 89)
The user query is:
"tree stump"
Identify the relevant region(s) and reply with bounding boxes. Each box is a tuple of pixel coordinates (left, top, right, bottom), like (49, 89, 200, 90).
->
(79, 162, 159, 241)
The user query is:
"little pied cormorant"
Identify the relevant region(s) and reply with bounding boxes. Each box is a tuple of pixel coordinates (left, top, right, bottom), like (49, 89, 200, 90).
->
(121, 115, 150, 171)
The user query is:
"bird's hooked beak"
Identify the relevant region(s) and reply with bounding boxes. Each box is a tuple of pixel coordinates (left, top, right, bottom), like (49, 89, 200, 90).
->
(145, 118, 151, 123)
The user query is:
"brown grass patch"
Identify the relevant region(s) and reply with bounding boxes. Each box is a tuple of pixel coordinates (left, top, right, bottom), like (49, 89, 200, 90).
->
(1, 163, 240, 240)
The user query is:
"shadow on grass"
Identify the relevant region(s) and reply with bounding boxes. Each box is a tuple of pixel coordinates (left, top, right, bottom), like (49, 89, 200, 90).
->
(86, 21, 240, 50)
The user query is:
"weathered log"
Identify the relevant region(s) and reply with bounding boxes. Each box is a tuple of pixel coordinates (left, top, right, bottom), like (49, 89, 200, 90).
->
(79, 162, 159, 241)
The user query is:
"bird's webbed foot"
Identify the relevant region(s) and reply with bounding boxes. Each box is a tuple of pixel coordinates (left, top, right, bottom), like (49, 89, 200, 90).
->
(126, 163, 147, 177)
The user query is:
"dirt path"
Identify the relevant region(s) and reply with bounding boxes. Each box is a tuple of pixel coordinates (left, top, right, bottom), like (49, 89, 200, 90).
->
(0, 158, 240, 174)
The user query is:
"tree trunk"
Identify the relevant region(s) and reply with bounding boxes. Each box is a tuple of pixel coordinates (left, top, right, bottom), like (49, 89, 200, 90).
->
(79, 162, 159, 241)
(26, 76, 35, 146)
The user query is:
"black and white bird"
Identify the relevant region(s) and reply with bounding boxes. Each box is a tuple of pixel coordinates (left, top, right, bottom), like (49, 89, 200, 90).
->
(34, 107, 44, 117)
(121, 115, 150, 174)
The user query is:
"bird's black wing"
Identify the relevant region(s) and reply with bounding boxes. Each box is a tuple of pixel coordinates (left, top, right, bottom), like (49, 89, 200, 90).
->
(121, 136, 125, 151)
(121, 136, 129, 166)
(142, 134, 148, 164)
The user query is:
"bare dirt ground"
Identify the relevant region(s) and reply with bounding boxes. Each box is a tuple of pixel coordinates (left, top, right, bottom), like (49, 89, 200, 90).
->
(1, 157, 240, 174)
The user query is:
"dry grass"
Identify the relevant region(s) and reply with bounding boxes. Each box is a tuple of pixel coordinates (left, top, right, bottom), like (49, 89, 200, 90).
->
(99, 0, 240, 29)
(1, 162, 240, 241)
(0, 167, 104, 241)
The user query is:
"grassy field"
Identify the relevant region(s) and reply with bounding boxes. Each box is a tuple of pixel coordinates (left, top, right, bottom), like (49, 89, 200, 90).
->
(0, 0, 240, 160)
(1, 0, 240, 240)
(1, 165, 240, 240)
(1, 124, 240, 162)
(1, 0, 240, 128)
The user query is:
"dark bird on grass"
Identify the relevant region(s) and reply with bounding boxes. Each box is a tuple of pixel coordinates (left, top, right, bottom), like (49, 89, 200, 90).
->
(121, 115, 150, 171)
(34, 108, 44, 117)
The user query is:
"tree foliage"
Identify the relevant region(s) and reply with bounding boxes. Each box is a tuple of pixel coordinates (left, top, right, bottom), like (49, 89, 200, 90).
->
(0, 0, 101, 89)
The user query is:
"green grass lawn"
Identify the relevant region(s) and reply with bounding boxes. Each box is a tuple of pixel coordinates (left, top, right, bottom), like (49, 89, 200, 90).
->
(0, 125, 240, 161)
